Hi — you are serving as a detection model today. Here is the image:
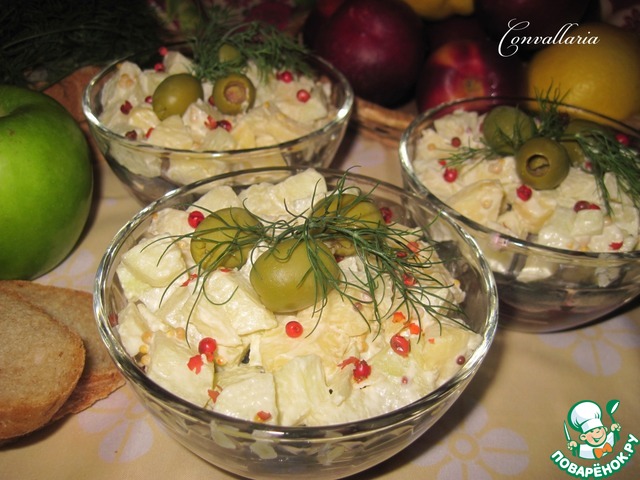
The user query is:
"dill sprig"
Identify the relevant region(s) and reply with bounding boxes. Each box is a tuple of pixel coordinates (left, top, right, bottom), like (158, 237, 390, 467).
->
(534, 88, 571, 139)
(574, 129, 640, 212)
(152, 173, 467, 339)
(0, 0, 167, 89)
(190, 6, 311, 83)
(306, 194, 464, 335)
(438, 144, 496, 169)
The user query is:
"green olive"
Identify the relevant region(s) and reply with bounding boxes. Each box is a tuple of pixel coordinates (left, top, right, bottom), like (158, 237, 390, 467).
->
(310, 193, 384, 256)
(250, 237, 340, 313)
(218, 43, 242, 63)
(482, 105, 536, 154)
(190, 207, 262, 269)
(561, 119, 614, 166)
(515, 137, 571, 190)
(152, 73, 204, 121)
(212, 73, 256, 115)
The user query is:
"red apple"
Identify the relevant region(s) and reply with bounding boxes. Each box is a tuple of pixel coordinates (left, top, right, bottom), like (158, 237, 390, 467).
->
(311, 0, 426, 107)
(245, 2, 293, 31)
(302, 0, 347, 47)
(424, 15, 489, 50)
(415, 39, 525, 113)
(474, 0, 589, 51)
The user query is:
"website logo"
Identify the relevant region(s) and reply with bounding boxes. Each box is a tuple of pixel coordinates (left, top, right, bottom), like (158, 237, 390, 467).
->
(550, 400, 638, 478)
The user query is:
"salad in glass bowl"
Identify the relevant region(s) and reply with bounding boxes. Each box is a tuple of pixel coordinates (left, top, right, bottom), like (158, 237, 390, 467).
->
(95, 167, 498, 479)
(83, 16, 353, 203)
(400, 96, 640, 332)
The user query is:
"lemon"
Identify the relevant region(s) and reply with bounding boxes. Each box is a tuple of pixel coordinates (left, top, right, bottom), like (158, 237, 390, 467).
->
(400, 0, 473, 20)
(527, 23, 640, 121)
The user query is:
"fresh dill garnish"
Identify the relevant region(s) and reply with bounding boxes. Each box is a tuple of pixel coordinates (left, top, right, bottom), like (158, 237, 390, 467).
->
(1, 2, 311, 90)
(534, 88, 571, 139)
(0, 0, 167, 89)
(152, 172, 467, 339)
(574, 129, 640, 212)
(190, 6, 311, 83)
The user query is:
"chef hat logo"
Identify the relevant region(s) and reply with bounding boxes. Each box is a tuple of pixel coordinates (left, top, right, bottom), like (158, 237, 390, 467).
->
(568, 400, 604, 434)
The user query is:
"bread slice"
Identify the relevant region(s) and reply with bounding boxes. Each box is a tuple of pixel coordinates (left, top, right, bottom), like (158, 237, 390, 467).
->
(0, 289, 85, 441)
(0, 281, 124, 420)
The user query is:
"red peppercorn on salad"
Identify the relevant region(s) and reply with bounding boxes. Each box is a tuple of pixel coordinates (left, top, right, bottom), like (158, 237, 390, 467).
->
(113, 170, 481, 426)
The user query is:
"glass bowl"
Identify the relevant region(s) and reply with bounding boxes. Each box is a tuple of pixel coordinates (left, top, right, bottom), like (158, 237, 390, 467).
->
(94, 166, 498, 480)
(83, 44, 353, 204)
(399, 96, 640, 333)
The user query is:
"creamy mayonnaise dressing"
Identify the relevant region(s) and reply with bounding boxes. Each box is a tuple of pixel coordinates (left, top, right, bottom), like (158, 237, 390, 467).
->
(114, 170, 480, 426)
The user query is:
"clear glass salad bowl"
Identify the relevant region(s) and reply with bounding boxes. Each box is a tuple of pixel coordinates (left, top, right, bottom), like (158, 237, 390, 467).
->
(83, 44, 353, 204)
(94, 166, 498, 480)
(399, 96, 640, 333)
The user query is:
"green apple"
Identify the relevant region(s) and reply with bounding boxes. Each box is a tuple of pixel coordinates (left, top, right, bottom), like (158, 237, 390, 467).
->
(0, 84, 93, 280)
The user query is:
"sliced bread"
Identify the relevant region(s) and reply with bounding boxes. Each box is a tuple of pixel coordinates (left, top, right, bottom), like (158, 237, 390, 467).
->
(0, 281, 124, 420)
(0, 289, 85, 441)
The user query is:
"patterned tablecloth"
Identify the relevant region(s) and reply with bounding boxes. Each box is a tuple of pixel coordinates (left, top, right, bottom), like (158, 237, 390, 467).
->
(1, 84, 639, 480)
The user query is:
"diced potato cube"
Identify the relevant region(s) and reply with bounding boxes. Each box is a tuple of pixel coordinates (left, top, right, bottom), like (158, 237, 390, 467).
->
(413, 320, 481, 386)
(116, 262, 151, 301)
(116, 303, 156, 356)
(588, 224, 626, 252)
(165, 157, 228, 186)
(610, 202, 640, 236)
(202, 270, 278, 335)
(259, 308, 352, 377)
(509, 189, 557, 234)
(199, 127, 236, 151)
(147, 334, 214, 407)
(473, 234, 516, 275)
(147, 116, 194, 149)
(273, 355, 332, 426)
(121, 235, 187, 288)
(538, 206, 576, 250)
(163, 51, 194, 74)
(276, 93, 328, 124)
(111, 141, 162, 177)
(571, 209, 604, 236)
(239, 169, 326, 220)
(518, 255, 558, 282)
(148, 208, 191, 238)
(447, 180, 504, 225)
(128, 105, 158, 131)
(213, 367, 277, 423)
(189, 186, 242, 215)
(555, 168, 599, 208)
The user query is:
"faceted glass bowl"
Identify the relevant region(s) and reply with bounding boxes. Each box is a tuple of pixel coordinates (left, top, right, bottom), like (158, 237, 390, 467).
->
(94, 166, 498, 479)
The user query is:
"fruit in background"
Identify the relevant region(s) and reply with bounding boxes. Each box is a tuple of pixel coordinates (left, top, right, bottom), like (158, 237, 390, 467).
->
(415, 39, 525, 113)
(310, 0, 426, 107)
(424, 15, 488, 49)
(400, 0, 473, 20)
(245, 1, 294, 30)
(526, 23, 640, 121)
(600, 0, 640, 31)
(474, 0, 589, 50)
(0, 85, 93, 280)
(302, 0, 346, 47)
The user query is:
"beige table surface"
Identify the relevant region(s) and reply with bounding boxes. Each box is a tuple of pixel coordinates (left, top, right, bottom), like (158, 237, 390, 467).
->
(1, 118, 639, 480)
